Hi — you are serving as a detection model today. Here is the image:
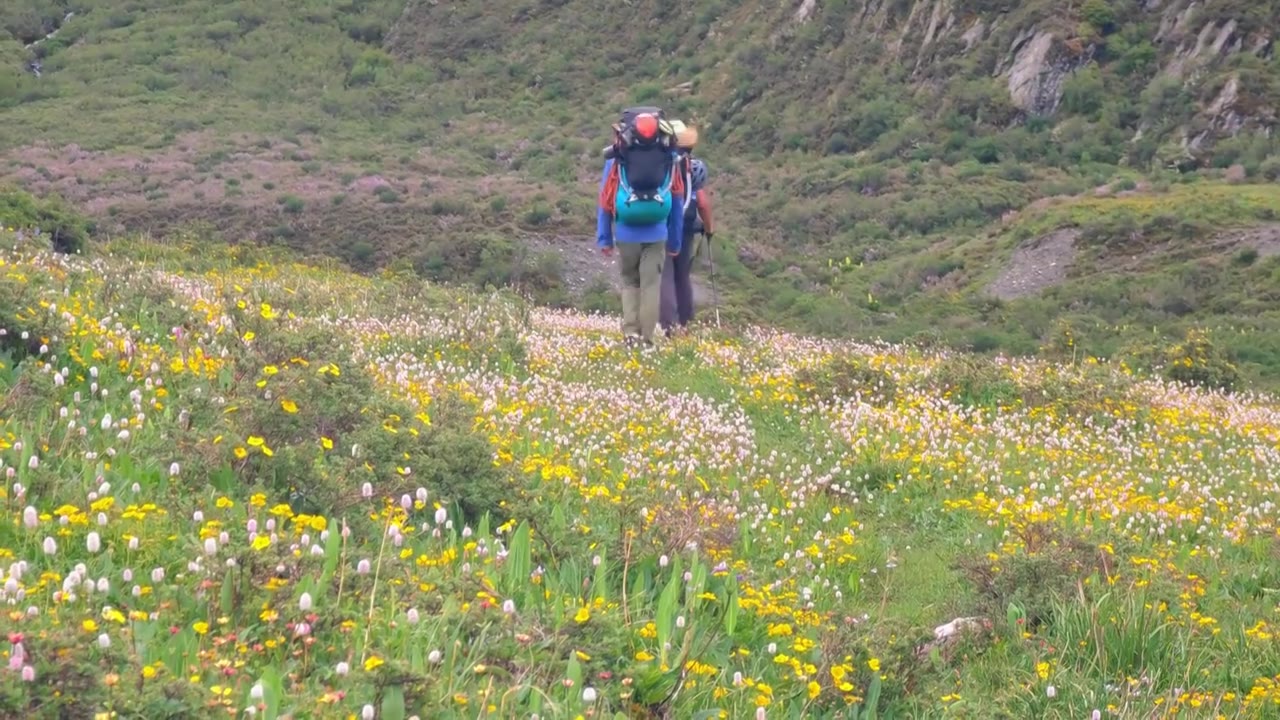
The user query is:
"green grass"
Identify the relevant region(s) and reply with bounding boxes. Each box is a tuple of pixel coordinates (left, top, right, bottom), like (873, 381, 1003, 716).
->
(6, 230, 1280, 717)
(2, 0, 1280, 388)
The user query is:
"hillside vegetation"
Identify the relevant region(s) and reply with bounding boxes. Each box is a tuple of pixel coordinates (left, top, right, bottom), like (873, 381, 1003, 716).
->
(4, 230, 1280, 718)
(1, 0, 1280, 379)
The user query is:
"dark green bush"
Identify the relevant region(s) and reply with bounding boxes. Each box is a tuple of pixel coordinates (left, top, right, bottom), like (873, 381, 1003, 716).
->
(1121, 327, 1242, 392)
(958, 523, 1111, 629)
(929, 354, 1021, 408)
(794, 355, 899, 406)
(0, 187, 90, 254)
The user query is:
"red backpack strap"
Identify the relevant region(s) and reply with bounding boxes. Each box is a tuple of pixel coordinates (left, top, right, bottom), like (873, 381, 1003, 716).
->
(598, 161, 621, 216)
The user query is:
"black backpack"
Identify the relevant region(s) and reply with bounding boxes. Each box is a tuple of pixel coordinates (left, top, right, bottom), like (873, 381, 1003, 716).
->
(603, 107, 680, 226)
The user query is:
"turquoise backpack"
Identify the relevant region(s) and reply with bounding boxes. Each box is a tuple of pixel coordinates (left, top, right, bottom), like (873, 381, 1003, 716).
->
(613, 158, 677, 226)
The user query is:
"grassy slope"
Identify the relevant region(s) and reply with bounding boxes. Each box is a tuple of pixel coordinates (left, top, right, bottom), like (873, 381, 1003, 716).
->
(4, 232, 1280, 717)
(2, 0, 1280, 381)
(870, 184, 1280, 379)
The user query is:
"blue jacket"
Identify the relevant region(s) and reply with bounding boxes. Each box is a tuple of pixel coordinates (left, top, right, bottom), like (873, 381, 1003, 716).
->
(596, 158, 684, 255)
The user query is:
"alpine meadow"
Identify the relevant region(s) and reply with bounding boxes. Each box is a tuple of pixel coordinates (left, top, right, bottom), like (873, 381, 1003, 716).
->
(3, 0, 1280, 718)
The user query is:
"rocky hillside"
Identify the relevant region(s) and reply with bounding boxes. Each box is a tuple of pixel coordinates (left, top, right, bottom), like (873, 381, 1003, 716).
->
(387, 0, 1277, 166)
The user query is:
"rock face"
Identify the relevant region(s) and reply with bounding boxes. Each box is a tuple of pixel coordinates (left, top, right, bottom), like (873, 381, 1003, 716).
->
(848, 0, 1269, 136)
(1004, 31, 1095, 116)
(1203, 75, 1246, 140)
(393, 0, 1277, 161)
(793, 0, 818, 23)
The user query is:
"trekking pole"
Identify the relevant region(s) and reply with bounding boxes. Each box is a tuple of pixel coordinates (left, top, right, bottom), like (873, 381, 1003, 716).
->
(706, 236, 721, 329)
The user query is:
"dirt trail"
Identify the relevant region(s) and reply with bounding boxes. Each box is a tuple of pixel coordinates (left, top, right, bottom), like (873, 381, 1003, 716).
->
(1208, 223, 1280, 258)
(525, 233, 714, 306)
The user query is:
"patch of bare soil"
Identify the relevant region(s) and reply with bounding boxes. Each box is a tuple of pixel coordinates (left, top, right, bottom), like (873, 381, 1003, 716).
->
(988, 222, 1280, 301)
(987, 229, 1081, 301)
(520, 232, 614, 294)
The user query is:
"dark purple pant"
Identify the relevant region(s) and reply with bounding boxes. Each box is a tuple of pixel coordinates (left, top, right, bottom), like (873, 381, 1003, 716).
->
(660, 229, 698, 331)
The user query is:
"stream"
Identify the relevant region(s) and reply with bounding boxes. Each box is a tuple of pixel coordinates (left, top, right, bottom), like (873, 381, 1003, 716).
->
(24, 11, 75, 77)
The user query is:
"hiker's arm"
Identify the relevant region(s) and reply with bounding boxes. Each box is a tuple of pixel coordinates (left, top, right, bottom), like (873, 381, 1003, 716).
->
(596, 160, 613, 249)
(667, 197, 684, 256)
(696, 188, 714, 236)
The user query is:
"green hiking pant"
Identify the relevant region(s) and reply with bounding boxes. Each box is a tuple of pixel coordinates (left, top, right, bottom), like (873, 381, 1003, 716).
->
(618, 241, 666, 342)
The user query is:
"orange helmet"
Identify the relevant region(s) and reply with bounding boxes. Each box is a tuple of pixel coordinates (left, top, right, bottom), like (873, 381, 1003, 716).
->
(633, 113, 659, 141)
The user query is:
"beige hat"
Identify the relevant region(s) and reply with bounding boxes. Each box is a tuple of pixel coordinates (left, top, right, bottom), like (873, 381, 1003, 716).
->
(669, 120, 699, 149)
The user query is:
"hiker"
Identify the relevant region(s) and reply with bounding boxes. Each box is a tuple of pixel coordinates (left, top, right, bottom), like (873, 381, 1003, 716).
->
(660, 121, 714, 335)
(596, 107, 686, 346)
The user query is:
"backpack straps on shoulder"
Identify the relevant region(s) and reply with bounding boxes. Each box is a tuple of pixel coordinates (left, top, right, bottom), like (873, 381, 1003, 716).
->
(677, 152, 694, 213)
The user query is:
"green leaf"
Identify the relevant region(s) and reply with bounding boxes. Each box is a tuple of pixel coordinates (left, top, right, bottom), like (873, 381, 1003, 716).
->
(1006, 602, 1025, 634)
(260, 666, 283, 720)
(590, 546, 608, 605)
(381, 685, 406, 720)
(565, 654, 584, 706)
(509, 521, 532, 598)
(411, 644, 424, 673)
(634, 665, 679, 705)
(631, 566, 649, 602)
(220, 567, 235, 618)
(656, 565, 682, 654)
(162, 628, 195, 675)
(690, 557, 708, 601)
(567, 654, 584, 688)
(864, 672, 882, 720)
(724, 584, 739, 636)
(317, 518, 343, 595)
(211, 465, 237, 495)
(133, 620, 158, 663)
